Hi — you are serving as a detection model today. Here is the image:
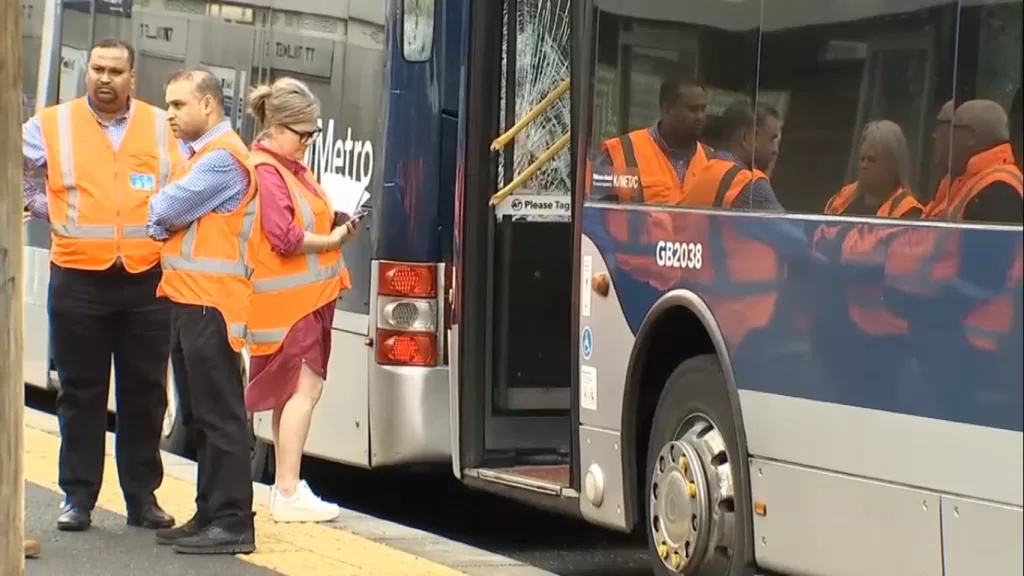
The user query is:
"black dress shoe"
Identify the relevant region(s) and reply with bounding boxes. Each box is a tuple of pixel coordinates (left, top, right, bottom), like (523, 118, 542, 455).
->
(172, 524, 255, 555)
(126, 502, 175, 530)
(156, 513, 209, 545)
(57, 505, 91, 532)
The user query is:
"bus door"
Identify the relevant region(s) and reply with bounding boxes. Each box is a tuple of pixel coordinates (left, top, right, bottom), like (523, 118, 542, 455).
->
(450, 0, 580, 504)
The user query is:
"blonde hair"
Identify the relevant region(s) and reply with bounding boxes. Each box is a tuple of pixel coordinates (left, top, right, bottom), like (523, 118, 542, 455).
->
(247, 77, 320, 134)
(860, 119, 911, 191)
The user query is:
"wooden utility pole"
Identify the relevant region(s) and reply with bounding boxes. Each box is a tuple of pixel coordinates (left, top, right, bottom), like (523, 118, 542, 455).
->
(1, 0, 26, 572)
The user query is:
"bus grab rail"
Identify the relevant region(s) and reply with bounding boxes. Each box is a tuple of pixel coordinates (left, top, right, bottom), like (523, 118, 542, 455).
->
(490, 79, 569, 152)
(488, 78, 571, 206)
(489, 133, 570, 206)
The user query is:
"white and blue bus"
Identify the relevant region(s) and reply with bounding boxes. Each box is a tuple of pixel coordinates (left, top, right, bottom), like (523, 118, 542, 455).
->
(20, 0, 1023, 574)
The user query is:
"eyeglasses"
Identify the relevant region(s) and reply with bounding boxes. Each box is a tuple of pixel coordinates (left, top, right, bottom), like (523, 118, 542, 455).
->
(284, 125, 322, 144)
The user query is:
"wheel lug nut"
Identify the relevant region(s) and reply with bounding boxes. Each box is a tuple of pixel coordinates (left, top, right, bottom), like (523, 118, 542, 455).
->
(687, 482, 697, 498)
(670, 551, 682, 569)
(657, 543, 668, 559)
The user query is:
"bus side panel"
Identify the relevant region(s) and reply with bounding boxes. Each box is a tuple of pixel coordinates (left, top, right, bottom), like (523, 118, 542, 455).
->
(362, 0, 455, 468)
(373, 0, 443, 264)
(580, 203, 1023, 574)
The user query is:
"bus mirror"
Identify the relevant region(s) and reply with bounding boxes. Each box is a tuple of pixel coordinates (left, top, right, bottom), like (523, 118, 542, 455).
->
(402, 0, 435, 63)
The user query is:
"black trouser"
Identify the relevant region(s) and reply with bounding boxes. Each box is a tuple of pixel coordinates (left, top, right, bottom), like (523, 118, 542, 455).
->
(169, 302, 253, 530)
(49, 263, 170, 510)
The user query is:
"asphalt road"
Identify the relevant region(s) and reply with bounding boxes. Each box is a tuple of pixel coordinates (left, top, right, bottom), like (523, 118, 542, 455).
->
(26, 385, 652, 576)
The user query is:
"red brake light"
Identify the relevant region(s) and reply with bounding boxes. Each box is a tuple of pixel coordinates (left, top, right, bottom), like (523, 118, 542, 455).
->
(376, 329, 437, 366)
(378, 262, 436, 298)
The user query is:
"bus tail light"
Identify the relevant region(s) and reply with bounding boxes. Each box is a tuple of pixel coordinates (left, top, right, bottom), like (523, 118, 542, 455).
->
(377, 299, 437, 332)
(375, 260, 440, 367)
(376, 330, 437, 366)
(379, 262, 436, 297)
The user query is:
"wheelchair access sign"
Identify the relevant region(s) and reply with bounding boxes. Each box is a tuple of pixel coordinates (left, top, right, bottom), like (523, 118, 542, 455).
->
(581, 326, 593, 360)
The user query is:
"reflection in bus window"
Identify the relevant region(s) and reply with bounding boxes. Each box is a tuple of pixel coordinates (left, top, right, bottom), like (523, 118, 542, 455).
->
(758, 0, 959, 214)
(947, 0, 1022, 225)
(587, 0, 761, 208)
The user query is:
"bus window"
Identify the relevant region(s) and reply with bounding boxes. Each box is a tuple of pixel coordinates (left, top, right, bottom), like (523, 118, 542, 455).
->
(403, 0, 435, 62)
(948, 0, 1022, 225)
(757, 0, 959, 215)
(588, 0, 762, 207)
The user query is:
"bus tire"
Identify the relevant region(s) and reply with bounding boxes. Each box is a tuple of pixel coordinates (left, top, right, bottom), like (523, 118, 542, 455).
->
(644, 353, 755, 576)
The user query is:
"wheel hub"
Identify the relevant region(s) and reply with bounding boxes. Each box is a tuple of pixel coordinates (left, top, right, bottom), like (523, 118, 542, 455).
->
(650, 416, 736, 573)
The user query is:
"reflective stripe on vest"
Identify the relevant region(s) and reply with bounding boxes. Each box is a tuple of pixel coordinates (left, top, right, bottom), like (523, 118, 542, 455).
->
(161, 198, 258, 339)
(51, 102, 172, 240)
(246, 191, 344, 347)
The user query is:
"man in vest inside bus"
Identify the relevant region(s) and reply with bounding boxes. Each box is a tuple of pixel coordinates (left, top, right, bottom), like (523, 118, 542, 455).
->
(22, 38, 183, 533)
(595, 76, 711, 204)
(146, 67, 258, 555)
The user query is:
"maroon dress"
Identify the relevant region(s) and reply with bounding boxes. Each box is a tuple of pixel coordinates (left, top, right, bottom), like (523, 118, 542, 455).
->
(245, 142, 336, 413)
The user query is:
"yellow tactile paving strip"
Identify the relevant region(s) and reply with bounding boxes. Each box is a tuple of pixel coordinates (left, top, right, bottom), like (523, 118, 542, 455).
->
(24, 424, 467, 576)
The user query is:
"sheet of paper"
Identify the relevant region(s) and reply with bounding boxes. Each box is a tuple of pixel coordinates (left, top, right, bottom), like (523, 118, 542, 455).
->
(321, 173, 370, 215)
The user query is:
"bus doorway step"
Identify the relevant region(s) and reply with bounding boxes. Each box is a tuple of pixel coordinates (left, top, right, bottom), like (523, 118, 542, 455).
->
(466, 465, 574, 497)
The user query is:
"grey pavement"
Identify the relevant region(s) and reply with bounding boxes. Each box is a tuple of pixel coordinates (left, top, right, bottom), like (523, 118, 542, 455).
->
(25, 481, 280, 576)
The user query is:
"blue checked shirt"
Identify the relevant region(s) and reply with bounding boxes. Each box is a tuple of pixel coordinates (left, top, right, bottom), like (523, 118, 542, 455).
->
(146, 120, 250, 240)
(710, 150, 784, 212)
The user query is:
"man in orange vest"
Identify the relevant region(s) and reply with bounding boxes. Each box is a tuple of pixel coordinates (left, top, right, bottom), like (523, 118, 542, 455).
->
(22, 39, 183, 533)
(887, 100, 1022, 423)
(146, 67, 258, 555)
(595, 76, 712, 204)
(676, 103, 800, 347)
(925, 100, 955, 215)
(586, 77, 712, 295)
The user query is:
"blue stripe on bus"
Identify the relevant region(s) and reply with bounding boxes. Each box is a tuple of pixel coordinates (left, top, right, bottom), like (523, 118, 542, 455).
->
(583, 206, 1024, 433)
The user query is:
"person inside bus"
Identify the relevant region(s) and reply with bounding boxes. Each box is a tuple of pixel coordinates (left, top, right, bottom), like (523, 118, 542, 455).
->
(812, 120, 923, 407)
(244, 77, 357, 523)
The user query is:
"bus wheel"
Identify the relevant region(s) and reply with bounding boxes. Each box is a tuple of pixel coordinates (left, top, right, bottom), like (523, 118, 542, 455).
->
(645, 354, 753, 576)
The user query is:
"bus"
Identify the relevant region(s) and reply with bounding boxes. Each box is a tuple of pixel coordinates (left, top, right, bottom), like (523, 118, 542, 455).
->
(450, 0, 1022, 574)
(18, 0, 459, 473)
(20, 0, 1024, 574)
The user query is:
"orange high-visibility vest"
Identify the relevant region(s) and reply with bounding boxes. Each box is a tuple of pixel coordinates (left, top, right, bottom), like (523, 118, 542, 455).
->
(156, 130, 258, 353)
(924, 175, 953, 217)
(886, 143, 1023, 350)
(679, 157, 783, 345)
(246, 149, 352, 356)
(39, 97, 185, 272)
(816, 183, 923, 335)
(598, 130, 711, 290)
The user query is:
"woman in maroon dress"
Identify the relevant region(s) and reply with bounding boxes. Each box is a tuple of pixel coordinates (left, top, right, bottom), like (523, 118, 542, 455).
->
(244, 77, 357, 523)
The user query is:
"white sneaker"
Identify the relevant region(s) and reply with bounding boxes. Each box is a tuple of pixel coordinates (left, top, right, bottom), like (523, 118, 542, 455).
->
(270, 481, 341, 523)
